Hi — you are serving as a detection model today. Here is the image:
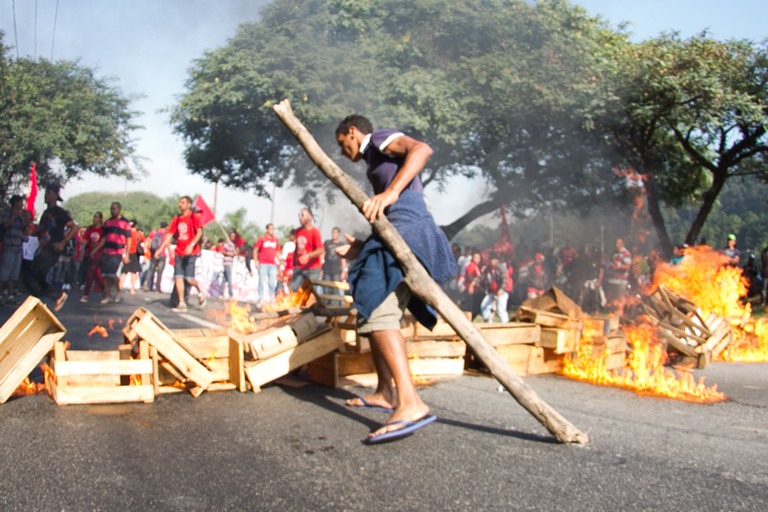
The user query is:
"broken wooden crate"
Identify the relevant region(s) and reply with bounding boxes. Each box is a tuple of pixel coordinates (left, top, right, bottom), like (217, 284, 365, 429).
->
(230, 312, 343, 393)
(48, 340, 154, 405)
(641, 285, 732, 368)
(0, 297, 66, 404)
(123, 308, 216, 396)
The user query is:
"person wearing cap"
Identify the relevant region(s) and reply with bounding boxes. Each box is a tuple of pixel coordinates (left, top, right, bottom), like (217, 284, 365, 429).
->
(723, 233, 740, 266)
(23, 184, 76, 311)
(0, 194, 28, 305)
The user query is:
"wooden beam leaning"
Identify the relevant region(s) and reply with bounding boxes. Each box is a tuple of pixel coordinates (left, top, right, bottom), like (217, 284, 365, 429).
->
(273, 99, 587, 444)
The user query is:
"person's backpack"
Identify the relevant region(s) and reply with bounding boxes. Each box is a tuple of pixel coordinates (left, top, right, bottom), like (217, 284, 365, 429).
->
(150, 230, 164, 252)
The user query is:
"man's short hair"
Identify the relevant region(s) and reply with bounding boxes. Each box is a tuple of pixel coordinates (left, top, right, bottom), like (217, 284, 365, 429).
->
(180, 195, 193, 203)
(336, 114, 373, 137)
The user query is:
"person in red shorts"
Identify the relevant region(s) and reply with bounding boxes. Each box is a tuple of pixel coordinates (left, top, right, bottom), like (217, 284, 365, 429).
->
(154, 196, 206, 312)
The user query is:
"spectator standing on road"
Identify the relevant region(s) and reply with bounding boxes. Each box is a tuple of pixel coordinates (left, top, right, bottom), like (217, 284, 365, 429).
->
(23, 184, 76, 311)
(253, 223, 281, 305)
(480, 253, 510, 323)
(154, 196, 206, 312)
(94, 202, 131, 304)
(604, 238, 631, 314)
(723, 233, 740, 266)
(290, 208, 324, 292)
(119, 220, 144, 295)
(80, 212, 106, 303)
(219, 232, 237, 299)
(322, 227, 347, 296)
(142, 221, 168, 292)
(0, 195, 28, 305)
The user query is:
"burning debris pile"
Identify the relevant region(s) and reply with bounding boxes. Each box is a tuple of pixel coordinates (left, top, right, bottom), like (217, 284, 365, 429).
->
(640, 285, 732, 368)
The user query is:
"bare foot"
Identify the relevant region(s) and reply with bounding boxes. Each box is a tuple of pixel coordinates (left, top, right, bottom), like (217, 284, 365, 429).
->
(345, 392, 394, 410)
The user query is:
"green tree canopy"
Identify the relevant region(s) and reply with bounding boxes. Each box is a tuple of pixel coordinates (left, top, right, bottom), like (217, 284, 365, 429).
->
(171, 0, 624, 239)
(0, 33, 144, 203)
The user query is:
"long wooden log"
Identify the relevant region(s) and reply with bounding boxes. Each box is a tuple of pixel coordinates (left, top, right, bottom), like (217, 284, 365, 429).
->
(273, 99, 587, 444)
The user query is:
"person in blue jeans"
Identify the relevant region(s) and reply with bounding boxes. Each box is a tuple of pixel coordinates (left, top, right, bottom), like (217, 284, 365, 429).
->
(253, 223, 281, 305)
(480, 253, 510, 323)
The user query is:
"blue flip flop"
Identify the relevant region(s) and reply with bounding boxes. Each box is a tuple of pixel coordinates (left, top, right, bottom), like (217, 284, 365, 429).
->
(346, 397, 395, 413)
(364, 414, 438, 445)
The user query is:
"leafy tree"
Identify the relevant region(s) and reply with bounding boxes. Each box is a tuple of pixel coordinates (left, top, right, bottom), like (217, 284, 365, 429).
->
(603, 33, 768, 255)
(171, 0, 624, 239)
(63, 191, 177, 233)
(219, 207, 263, 243)
(0, 34, 144, 203)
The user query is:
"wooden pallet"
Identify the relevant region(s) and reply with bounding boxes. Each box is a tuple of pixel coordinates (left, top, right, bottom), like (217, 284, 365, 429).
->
(0, 297, 66, 404)
(49, 341, 154, 405)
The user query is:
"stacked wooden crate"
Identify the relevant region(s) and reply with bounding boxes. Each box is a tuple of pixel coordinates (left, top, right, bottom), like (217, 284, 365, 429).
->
(507, 287, 586, 374)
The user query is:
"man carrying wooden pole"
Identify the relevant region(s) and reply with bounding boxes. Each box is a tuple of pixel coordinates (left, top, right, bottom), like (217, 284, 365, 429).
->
(273, 100, 587, 445)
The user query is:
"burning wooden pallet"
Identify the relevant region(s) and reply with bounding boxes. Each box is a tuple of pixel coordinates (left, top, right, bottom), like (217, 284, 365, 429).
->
(48, 340, 154, 405)
(641, 285, 732, 368)
(232, 312, 343, 393)
(0, 297, 66, 404)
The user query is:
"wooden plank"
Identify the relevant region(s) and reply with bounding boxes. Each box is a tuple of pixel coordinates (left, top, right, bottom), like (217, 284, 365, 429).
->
(291, 313, 319, 342)
(133, 314, 214, 390)
(478, 322, 541, 346)
(228, 337, 246, 392)
(337, 351, 375, 376)
(604, 334, 629, 354)
(0, 331, 62, 404)
(604, 352, 626, 371)
(413, 312, 472, 339)
(175, 335, 230, 359)
(406, 340, 467, 358)
(53, 359, 153, 376)
(243, 328, 342, 390)
(408, 357, 464, 376)
(526, 347, 564, 375)
(306, 351, 339, 388)
(309, 279, 350, 291)
(50, 380, 154, 405)
(517, 306, 582, 330)
(246, 325, 299, 360)
(658, 322, 707, 346)
(658, 328, 698, 357)
(538, 328, 579, 354)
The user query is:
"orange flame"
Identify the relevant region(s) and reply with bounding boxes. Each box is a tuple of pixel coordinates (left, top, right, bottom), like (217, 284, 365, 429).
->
(563, 319, 726, 403)
(88, 325, 109, 338)
(653, 246, 750, 322)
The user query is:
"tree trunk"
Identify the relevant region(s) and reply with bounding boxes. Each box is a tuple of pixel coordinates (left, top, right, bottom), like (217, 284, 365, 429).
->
(685, 169, 728, 247)
(643, 172, 674, 259)
(273, 99, 588, 445)
(441, 196, 506, 241)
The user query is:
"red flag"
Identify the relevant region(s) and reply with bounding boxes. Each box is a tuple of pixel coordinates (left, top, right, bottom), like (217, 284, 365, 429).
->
(193, 195, 216, 226)
(27, 162, 38, 217)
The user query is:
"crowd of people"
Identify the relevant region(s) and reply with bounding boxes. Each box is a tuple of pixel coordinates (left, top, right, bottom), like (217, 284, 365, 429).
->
(0, 183, 762, 324)
(0, 185, 354, 313)
(448, 233, 760, 322)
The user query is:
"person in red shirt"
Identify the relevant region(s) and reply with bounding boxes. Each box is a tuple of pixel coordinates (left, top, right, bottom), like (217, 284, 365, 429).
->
(154, 196, 206, 311)
(80, 212, 105, 303)
(289, 208, 324, 292)
(253, 223, 281, 304)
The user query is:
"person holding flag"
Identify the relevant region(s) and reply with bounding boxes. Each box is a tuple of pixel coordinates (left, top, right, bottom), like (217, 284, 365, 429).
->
(154, 195, 206, 312)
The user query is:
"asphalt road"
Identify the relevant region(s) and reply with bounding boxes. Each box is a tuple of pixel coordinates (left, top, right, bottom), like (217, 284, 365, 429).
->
(0, 291, 766, 511)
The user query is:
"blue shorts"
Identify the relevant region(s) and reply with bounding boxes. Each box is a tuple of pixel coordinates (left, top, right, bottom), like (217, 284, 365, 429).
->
(174, 255, 199, 280)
